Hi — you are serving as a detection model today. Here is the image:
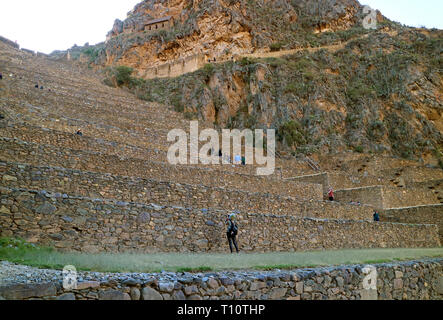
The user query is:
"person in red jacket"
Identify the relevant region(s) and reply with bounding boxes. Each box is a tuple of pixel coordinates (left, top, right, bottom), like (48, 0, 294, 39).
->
(328, 187, 334, 201)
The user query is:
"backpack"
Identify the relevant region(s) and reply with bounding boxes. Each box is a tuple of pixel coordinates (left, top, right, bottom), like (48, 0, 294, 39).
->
(230, 221, 238, 236)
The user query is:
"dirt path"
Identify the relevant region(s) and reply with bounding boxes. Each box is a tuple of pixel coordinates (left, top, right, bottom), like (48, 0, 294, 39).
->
(229, 30, 398, 60)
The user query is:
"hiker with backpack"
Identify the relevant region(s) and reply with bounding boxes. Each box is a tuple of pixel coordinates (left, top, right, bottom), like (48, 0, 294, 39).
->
(226, 213, 240, 253)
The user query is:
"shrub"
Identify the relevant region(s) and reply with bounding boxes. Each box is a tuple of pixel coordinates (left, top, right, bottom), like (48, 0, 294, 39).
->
(202, 63, 215, 75)
(270, 42, 285, 52)
(170, 95, 184, 113)
(115, 66, 134, 86)
(346, 81, 373, 103)
(278, 120, 307, 148)
(367, 120, 386, 141)
(104, 66, 134, 87)
(82, 47, 101, 63)
(353, 145, 364, 153)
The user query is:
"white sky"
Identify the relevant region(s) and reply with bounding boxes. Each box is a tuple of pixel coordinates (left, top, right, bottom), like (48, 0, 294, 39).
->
(0, 0, 441, 54)
(0, 0, 141, 54)
(361, 0, 443, 29)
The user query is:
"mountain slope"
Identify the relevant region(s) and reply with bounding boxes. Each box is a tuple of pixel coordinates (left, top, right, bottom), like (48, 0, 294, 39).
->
(52, 0, 442, 165)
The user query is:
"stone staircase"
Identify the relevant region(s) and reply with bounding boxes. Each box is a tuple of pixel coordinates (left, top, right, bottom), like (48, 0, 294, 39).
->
(0, 40, 441, 253)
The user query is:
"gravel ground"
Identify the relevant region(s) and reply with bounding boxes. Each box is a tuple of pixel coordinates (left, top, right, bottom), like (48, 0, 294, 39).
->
(2, 258, 443, 288)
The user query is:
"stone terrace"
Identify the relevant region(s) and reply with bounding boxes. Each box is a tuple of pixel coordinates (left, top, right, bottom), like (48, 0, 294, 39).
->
(0, 39, 441, 255)
(0, 187, 439, 253)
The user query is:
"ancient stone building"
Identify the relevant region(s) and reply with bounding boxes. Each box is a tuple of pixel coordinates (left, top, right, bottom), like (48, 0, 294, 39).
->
(144, 16, 174, 32)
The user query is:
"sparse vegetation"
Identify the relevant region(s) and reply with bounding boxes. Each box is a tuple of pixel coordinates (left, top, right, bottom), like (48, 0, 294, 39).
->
(278, 120, 308, 148)
(76, 0, 442, 163)
(104, 65, 135, 88)
(1, 238, 442, 273)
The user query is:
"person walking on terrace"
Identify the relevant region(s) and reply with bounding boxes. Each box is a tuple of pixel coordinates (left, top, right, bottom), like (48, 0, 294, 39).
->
(226, 213, 240, 254)
(373, 210, 380, 222)
(328, 187, 334, 201)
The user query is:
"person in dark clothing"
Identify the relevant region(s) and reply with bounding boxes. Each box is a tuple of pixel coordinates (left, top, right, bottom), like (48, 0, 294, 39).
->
(76, 129, 83, 136)
(35, 84, 39, 88)
(226, 213, 239, 253)
(241, 156, 246, 166)
(373, 211, 380, 222)
(0, 73, 3, 80)
(40, 86, 44, 90)
(218, 149, 222, 157)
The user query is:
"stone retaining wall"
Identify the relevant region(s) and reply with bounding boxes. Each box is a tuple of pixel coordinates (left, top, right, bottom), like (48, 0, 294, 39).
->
(285, 173, 329, 194)
(142, 54, 206, 79)
(383, 204, 443, 243)
(0, 259, 441, 300)
(0, 124, 165, 162)
(382, 187, 440, 209)
(0, 138, 323, 200)
(341, 157, 417, 176)
(0, 161, 374, 220)
(335, 186, 385, 209)
(328, 172, 383, 190)
(0, 126, 256, 175)
(0, 187, 439, 253)
(0, 36, 19, 49)
(287, 172, 385, 195)
(334, 185, 440, 209)
(380, 167, 443, 185)
(409, 179, 442, 192)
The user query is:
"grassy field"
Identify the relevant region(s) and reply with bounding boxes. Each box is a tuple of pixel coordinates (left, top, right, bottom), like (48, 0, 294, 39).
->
(1, 238, 442, 273)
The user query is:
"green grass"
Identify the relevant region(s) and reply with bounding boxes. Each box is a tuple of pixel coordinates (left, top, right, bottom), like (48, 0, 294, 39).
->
(1, 238, 442, 273)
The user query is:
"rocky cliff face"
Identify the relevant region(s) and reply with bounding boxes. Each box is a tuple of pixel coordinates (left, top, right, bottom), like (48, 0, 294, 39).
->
(132, 27, 442, 164)
(54, 0, 442, 166)
(98, 0, 366, 77)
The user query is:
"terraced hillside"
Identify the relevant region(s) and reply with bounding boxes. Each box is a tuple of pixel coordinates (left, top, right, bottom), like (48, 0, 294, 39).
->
(0, 35, 441, 254)
(57, 0, 442, 166)
(0, 0, 442, 301)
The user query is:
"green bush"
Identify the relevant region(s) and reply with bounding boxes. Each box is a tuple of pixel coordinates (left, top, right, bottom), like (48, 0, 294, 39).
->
(202, 63, 215, 75)
(270, 42, 285, 52)
(367, 120, 386, 141)
(278, 120, 307, 148)
(170, 95, 184, 113)
(104, 66, 134, 87)
(115, 66, 134, 86)
(82, 47, 100, 63)
(346, 81, 373, 103)
(353, 145, 364, 153)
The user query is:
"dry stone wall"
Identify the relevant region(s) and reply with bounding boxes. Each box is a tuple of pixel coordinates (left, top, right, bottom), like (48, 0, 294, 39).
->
(382, 187, 440, 209)
(287, 172, 385, 195)
(0, 127, 257, 175)
(383, 204, 443, 243)
(334, 185, 440, 209)
(0, 124, 165, 162)
(0, 36, 19, 49)
(335, 186, 385, 209)
(0, 161, 374, 220)
(380, 167, 443, 185)
(0, 138, 323, 200)
(0, 259, 441, 300)
(0, 187, 440, 253)
(327, 172, 384, 190)
(142, 54, 207, 79)
(286, 173, 329, 194)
